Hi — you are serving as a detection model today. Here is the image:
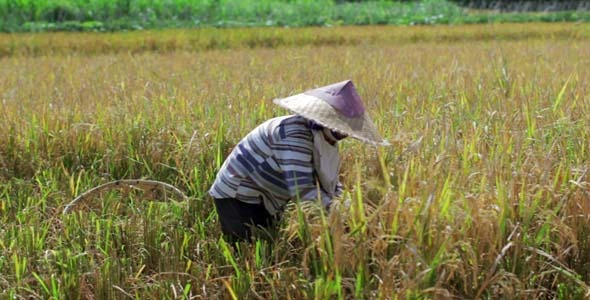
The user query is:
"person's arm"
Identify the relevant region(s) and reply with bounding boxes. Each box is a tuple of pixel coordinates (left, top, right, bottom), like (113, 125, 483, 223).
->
(270, 125, 332, 207)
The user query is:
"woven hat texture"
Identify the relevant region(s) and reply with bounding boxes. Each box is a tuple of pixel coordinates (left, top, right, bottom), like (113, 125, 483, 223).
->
(273, 80, 388, 146)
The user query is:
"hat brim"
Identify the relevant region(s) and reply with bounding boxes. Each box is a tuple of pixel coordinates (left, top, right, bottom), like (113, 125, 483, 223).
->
(273, 94, 389, 146)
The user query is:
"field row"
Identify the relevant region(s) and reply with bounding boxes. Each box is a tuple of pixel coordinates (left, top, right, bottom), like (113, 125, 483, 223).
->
(1, 22, 589, 57)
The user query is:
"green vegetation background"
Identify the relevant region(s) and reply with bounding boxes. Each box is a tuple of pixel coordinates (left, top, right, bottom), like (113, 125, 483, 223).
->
(2, 0, 590, 32)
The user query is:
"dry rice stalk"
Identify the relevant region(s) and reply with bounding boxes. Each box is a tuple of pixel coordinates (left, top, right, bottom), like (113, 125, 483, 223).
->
(63, 179, 188, 214)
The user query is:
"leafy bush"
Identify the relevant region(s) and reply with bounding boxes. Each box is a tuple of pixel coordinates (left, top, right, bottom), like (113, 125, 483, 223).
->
(40, 1, 79, 22)
(0, 0, 589, 32)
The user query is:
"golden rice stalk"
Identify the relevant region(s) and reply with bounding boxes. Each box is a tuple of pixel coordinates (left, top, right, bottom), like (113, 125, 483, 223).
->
(63, 179, 188, 214)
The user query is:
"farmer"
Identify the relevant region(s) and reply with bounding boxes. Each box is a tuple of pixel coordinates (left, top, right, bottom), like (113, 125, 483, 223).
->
(209, 80, 388, 242)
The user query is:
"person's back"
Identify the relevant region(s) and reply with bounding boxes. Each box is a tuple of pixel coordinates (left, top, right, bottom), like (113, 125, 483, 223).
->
(209, 114, 318, 216)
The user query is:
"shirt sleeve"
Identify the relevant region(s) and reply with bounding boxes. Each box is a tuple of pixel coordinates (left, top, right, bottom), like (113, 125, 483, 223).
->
(269, 124, 335, 206)
(335, 182, 344, 197)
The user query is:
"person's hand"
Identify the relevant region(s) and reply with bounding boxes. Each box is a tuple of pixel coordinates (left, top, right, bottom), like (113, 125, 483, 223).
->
(343, 196, 351, 210)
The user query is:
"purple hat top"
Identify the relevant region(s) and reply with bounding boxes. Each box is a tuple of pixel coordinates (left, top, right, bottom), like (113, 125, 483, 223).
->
(304, 80, 366, 118)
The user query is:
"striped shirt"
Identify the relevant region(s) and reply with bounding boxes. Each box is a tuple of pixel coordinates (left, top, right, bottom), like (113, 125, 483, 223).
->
(209, 115, 339, 216)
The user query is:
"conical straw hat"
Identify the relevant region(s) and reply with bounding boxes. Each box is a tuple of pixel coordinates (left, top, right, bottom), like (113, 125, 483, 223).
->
(273, 80, 389, 146)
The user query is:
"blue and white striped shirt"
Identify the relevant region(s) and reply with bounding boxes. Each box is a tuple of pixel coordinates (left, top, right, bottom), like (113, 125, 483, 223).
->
(209, 115, 339, 216)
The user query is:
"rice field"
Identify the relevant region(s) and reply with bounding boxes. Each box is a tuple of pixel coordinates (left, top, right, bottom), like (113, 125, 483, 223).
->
(1, 23, 590, 299)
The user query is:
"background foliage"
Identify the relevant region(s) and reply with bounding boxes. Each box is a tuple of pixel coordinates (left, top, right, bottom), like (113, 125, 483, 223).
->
(1, 0, 590, 32)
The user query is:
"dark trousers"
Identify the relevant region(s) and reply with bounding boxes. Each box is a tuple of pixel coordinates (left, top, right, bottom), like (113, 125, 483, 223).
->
(213, 198, 276, 243)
